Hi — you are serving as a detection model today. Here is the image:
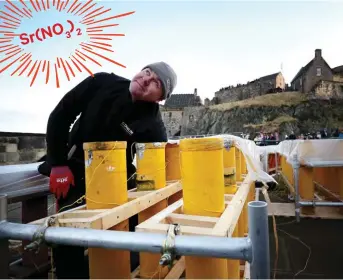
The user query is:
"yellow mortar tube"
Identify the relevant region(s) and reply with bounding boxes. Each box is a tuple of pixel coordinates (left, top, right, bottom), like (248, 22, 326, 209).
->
(280, 155, 285, 173)
(283, 157, 294, 186)
(299, 167, 315, 215)
(180, 137, 228, 279)
(238, 211, 245, 267)
(135, 142, 169, 279)
(243, 200, 248, 234)
(165, 142, 183, 205)
(227, 224, 240, 279)
(165, 142, 181, 181)
(240, 150, 248, 176)
(223, 142, 237, 194)
(235, 147, 242, 182)
(339, 167, 343, 214)
(83, 141, 130, 279)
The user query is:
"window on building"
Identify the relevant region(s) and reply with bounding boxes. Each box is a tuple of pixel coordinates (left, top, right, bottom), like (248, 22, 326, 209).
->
(316, 67, 322, 76)
(300, 79, 302, 86)
(169, 112, 172, 118)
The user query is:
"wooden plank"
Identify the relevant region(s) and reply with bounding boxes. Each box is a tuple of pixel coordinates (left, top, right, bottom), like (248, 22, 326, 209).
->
(165, 257, 185, 279)
(61, 209, 106, 219)
(128, 190, 153, 199)
(136, 199, 214, 235)
(279, 171, 295, 194)
(29, 205, 86, 225)
(59, 182, 182, 229)
(137, 199, 183, 228)
(243, 262, 250, 279)
(136, 222, 214, 236)
(166, 213, 219, 228)
(130, 266, 140, 279)
(224, 194, 234, 201)
(211, 179, 251, 237)
(314, 181, 343, 202)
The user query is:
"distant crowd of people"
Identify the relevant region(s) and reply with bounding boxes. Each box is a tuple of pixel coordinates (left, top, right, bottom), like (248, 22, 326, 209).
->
(241, 128, 343, 146)
(285, 128, 343, 140)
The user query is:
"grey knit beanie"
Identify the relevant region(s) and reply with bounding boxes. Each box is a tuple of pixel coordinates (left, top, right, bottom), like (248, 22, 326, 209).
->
(142, 62, 177, 100)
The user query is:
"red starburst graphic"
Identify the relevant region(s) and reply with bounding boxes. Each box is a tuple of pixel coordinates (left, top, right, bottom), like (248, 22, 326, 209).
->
(0, 0, 135, 88)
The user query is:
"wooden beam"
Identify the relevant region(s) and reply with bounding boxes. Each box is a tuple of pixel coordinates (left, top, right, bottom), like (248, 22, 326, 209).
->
(243, 262, 250, 279)
(165, 257, 185, 279)
(166, 213, 219, 228)
(212, 179, 251, 237)
(128, 190, 153, 199)
(29, 205, 86, 225)
(279, 171, 295, 194)
(58, 182, 182, 229)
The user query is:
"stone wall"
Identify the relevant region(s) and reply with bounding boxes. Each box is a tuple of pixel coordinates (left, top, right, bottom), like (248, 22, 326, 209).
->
(312, 80, 343, 100)
(180, 107, 204, 136)
(333, 73, 343, 83)
(214, 74, 283, 104)
(304, 58, 333, 93)
(161, 110, 183, 137)
(214, 83, 263, 103)
(0, 132, 46, 165)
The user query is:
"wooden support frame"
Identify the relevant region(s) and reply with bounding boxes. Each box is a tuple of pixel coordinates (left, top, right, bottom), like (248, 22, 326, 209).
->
(132, 179, 253, 279)
(136, 180, 252, 237)
(30, 181, 182, 229)
(30, 178, 251, 279)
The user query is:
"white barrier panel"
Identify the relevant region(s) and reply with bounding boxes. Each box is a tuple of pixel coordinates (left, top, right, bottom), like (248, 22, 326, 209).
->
(262, 138, 343, 167)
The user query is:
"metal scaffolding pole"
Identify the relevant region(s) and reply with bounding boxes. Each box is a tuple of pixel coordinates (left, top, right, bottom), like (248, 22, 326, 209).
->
(0, 221, 252, 261)
(0, 194, 254, 263)
(0, 195, 9, 279)
(299, 201, 343, 207)
(0, 195, 271, 278)
(292, 155, 301, 223)
(248, 200, 270, 279)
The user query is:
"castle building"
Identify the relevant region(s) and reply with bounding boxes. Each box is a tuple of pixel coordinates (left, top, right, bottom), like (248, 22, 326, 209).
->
(160, 88, 202, 137)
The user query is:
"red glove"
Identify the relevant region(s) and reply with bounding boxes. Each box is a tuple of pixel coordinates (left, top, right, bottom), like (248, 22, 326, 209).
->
(50, 166, 75, 199)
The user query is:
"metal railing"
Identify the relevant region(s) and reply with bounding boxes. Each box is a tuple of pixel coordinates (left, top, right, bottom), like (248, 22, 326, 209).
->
(0, 193, 270, 279)
(0, 162, 51, 278)
(0, 160, 271, 279)
(264, 149, 343, 222)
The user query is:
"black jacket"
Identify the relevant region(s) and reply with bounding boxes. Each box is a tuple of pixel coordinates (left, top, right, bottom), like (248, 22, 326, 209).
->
(39, 72, 167, 189)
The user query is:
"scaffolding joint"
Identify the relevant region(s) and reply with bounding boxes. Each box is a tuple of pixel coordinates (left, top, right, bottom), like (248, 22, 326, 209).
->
(160, 223, 180, 268)
(24, 216, 56, 254)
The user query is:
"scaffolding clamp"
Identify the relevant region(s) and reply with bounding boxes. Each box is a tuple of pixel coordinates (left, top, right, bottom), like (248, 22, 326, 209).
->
(24, 216, 56, 254)
(160, 224, 181, 268)
(224, 139, 234, 150)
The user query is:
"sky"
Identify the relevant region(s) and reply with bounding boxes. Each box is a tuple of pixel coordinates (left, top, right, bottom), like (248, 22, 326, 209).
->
(0, 0, 343, 133)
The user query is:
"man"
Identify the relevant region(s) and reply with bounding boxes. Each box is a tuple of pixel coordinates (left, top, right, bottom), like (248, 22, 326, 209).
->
(38, 62, 177, 278)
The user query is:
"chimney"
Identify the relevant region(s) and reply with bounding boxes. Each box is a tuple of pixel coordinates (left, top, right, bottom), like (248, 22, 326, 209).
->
(315, 49, 322, 59)
(194, 88, 197, 96)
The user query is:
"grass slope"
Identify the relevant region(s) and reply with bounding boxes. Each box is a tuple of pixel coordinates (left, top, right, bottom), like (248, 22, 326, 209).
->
(209, 91, 306, 111)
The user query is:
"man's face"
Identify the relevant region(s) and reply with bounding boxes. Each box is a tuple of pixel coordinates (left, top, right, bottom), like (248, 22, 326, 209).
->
(129, 68, 163, 102)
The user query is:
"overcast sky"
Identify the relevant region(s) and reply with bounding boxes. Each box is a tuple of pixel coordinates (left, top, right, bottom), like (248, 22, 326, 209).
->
(1, 0, 343, 133)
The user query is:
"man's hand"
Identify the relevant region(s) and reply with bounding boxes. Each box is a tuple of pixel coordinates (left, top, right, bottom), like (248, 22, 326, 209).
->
(50, 166, 75, 199)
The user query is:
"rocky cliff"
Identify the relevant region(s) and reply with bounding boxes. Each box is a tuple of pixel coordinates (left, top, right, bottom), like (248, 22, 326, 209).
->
(181, 92, 343, 137)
